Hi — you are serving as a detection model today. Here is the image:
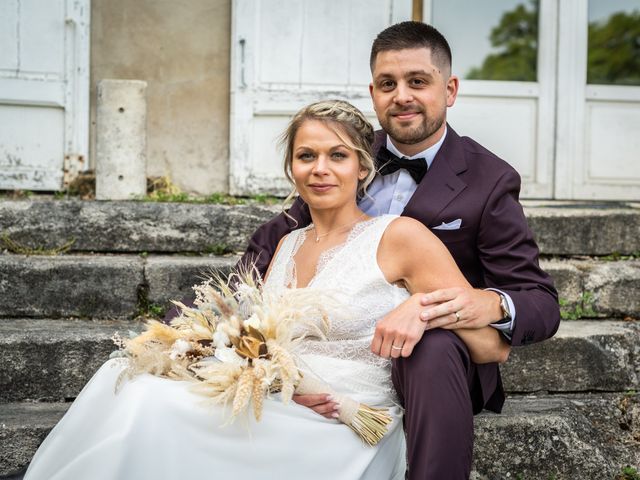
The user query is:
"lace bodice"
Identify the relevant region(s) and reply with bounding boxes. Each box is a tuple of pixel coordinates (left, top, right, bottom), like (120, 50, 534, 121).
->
(264, 215, 410, 401)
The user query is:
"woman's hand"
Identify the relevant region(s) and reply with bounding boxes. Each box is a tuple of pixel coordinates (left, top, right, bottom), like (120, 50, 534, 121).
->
(370, 293, 427, 358)
(292, 393, 340, 419)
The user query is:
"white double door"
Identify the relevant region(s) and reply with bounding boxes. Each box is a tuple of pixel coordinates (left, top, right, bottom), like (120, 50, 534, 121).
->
(0, 0, 90, 191)
(231, 0, 640, 200)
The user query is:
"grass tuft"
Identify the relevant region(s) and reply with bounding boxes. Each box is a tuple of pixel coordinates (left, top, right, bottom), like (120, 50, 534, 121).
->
(1, 234, 75, 256)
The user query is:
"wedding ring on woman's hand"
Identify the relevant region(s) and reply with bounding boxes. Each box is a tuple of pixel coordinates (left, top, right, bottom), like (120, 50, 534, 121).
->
(454, 311, 461, 322)
(391, 345, 403, 350)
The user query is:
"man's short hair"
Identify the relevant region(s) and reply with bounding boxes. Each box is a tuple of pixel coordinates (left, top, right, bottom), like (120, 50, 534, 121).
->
(370, 21, 452, 73)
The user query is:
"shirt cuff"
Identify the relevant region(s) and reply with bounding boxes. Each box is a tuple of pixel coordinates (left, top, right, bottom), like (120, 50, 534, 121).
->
(485, 288, 516, 340)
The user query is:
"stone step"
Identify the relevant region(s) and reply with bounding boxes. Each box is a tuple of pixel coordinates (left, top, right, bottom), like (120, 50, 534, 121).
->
(502, 320, 639, 392)
(1, 199, 638, 255)
(2, 253, 637, 319)
(1, 393, 638, 478)
(473, 393, 640, 479)
(524, 201, 640, 256)
(0, 319, 139, 402)
(0, 200, 277, 254)
(0, 402, 68, 478)
(0, 319, 637, 403)
(542, 258, 640, 318)
(0, 254, 237, 319)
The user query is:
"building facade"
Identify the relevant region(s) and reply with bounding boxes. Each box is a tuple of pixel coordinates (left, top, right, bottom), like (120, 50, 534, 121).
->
(1, 0, 638, 199)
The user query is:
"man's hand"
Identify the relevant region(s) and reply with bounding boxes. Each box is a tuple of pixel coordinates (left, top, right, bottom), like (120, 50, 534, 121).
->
(292, 393, 340, 419)
(419, 287, 501, 330)
(371, 293, 428, 358)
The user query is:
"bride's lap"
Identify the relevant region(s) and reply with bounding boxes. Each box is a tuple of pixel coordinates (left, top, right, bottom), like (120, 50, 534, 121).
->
(26, 359, 406, 480)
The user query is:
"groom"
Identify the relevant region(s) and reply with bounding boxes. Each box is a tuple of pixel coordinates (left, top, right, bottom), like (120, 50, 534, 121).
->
(243, 22, 560, 479)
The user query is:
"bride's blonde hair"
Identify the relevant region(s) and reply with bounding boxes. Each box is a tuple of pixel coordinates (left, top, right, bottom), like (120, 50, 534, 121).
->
(280, 100, 376, 205)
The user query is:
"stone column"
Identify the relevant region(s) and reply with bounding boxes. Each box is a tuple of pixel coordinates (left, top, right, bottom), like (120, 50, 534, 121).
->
(95, 79, 147, 200)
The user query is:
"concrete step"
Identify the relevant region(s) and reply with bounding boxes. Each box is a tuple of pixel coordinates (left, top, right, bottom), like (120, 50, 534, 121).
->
(0, 254, 237, 319)
(473, 393, 640, 479)
(542, 258, 640, 318)
(1, 199, 638, 255)
(524, 201, 640, 256)
(0, 319, 139, 402)
(1, 319, 637, 402)
(2, 252, 637, 319)
(0, 199, 278, 254)
(502, 320, 639, 392)
(0, 402, 68, 478)
(1, 393, 638, 478)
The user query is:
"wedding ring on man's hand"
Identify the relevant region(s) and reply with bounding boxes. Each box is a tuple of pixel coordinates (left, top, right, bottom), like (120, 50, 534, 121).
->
(454, 311, 461, 322)
(391, 345, 403, 350)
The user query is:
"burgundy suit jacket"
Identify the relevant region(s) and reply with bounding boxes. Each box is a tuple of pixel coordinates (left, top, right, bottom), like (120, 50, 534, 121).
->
(237, 125, 560, 413)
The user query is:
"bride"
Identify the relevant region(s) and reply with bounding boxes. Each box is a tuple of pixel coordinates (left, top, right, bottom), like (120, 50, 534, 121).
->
(24, 100, 509, 480)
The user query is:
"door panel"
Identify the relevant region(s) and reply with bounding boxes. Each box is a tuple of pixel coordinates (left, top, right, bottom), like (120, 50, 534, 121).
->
(555, 0, 640, 200)
(424, 0, 556, 198)
(231, 0, 639, 200)
(586, 101, 640, 182)
(0, 0, 90, 191)
(230, 0, 411, 195)
(447, 96, 538, 180)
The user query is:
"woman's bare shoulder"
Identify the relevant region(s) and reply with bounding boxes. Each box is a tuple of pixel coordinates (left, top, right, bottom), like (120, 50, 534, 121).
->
(383, 216, 435, 246)
(378, 216, 437, 282)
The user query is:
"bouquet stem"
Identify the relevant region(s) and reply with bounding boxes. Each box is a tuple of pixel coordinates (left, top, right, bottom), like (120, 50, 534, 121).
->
(295, 375, 393, 446)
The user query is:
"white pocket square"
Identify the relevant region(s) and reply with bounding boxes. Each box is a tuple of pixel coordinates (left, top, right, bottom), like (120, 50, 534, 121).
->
(432, 219, 462, 231)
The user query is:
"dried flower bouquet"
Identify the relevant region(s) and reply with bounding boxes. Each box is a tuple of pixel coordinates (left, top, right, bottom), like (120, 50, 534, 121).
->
(113, 272, 392, 446)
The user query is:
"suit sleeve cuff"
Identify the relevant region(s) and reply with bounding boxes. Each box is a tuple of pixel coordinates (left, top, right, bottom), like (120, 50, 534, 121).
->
(485, 288, 516, 340)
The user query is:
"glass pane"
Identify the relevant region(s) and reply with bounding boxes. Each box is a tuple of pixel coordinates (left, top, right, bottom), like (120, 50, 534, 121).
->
(587, 1, 640, 86)
(432, 0, 539, 82)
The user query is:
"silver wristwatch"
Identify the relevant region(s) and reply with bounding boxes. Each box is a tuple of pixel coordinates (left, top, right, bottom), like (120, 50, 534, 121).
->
(497, 293, 512, 324)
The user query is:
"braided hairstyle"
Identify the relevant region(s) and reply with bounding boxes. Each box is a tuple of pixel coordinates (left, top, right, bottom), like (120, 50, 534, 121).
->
(280, 100, 376, 199)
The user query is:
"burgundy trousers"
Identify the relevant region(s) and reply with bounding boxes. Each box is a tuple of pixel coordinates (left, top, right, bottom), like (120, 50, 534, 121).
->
(392, 329, 476, 480)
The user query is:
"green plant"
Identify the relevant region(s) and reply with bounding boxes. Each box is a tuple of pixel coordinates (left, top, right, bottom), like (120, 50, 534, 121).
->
(135, 280, 166, 319)
(203, 193, 246, 205)
(142, 190, 191, 203)
(2, 189, 34, 199)
(147, 304, 166, 318)
(559, 291, 596, 320)
(617, 465, 640, 480)
(250, 193, 280, 205)
(1, 234, 75, 256)
(602, 251, 640, 261)
(205, 243, 233, 255)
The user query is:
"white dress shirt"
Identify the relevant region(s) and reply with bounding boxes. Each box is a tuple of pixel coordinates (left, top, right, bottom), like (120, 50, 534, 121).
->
(358, 128, 516, 337)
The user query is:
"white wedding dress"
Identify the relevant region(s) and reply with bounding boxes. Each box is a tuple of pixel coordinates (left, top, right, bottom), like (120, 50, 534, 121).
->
(24, 215, 409, 480)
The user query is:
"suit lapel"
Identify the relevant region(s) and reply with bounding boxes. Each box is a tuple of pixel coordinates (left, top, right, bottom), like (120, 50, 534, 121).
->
(401, 126, 468, 226)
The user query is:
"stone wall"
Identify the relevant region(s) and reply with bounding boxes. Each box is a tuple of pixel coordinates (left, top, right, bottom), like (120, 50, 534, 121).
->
(90, 0, 231, 194)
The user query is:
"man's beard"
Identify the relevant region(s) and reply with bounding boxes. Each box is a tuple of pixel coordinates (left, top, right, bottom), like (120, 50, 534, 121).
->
(380, 108, 445, 146)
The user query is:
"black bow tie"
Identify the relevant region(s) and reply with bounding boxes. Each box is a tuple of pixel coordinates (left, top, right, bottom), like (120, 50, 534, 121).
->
(377, 146, 428, 183)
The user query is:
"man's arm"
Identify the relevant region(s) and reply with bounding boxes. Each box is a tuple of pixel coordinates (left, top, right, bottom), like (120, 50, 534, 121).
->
(475, 169, 560, 345)
(419, 169, 560, 346)
(237, 197, 311, 277)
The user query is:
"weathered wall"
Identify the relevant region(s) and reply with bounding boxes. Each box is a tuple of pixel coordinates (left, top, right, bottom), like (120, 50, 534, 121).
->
(90, 0, 230, 194)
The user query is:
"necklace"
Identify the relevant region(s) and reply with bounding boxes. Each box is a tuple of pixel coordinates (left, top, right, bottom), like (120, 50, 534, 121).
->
(312, 213, 367, 243)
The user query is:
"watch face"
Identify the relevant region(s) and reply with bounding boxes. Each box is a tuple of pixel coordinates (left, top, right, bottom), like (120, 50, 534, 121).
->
(499, 295, 511, 320)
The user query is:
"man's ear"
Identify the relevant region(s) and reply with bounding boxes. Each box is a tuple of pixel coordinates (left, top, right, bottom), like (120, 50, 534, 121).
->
(369, 83, 374, 102)
(446, 75, 459, 108)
